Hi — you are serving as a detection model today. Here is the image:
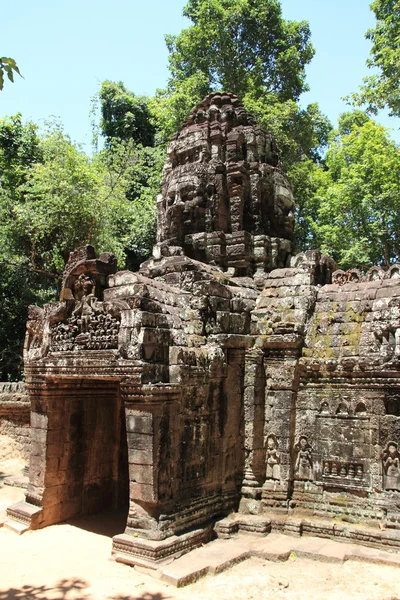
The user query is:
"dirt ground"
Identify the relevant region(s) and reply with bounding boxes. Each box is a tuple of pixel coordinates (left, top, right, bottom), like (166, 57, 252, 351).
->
(1, 448, 400, 600)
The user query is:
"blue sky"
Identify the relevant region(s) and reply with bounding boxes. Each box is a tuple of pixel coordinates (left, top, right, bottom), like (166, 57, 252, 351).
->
(2, 0, 399, 151)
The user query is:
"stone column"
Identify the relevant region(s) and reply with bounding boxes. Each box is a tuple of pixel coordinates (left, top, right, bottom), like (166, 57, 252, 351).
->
(241, 348, 265, 495)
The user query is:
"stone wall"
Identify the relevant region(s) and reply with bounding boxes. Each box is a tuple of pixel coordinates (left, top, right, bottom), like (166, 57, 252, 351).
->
(0, 382, 30, 460)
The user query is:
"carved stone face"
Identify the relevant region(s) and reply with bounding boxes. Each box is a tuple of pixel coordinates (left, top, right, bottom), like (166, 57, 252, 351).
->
(388, 443, 397, 456)
(73, 274, 94, 299)
(267, 437, 275, 450)
(164, 166, 208, 242)
(273, 172, 295, 237)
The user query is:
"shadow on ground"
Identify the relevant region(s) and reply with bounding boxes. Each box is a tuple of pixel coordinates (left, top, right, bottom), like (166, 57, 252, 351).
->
(0, 578, 170, 600)
(66, 509, 128, 538)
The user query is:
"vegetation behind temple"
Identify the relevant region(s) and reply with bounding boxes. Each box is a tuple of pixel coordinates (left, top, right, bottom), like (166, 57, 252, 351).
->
(0, 0, 399, 379)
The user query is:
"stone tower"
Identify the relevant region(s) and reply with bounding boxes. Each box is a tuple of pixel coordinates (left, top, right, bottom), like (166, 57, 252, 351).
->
(155, 92, 294, 279)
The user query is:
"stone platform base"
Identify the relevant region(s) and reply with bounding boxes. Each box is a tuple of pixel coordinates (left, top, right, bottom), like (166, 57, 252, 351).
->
(112, 526, 213, 570)
(111, 514, 400, 587)
(115, 531, 400, 587)
(3, 474, 29, 489)
(215, 512, 400, 551)
(5, 501, 42, 531)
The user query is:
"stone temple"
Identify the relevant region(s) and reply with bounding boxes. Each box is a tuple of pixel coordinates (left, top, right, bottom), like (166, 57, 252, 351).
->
(6, 92, 400, 564)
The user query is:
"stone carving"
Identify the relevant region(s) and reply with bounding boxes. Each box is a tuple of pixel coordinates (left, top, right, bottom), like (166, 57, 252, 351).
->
(50, 306, 120, 352)
(295, 436, 313, 481)
(336, 402, 349, 415)
(322, 461, 364, 480)
(332, 264, 400, 285)
(24, 305, 45, 360)
(265, 434, 280, 480)
(385, 265, 400, 279)
(383, 442, 400, 491)
(365, 266, 385, 281)
(51, 271, 121, 352)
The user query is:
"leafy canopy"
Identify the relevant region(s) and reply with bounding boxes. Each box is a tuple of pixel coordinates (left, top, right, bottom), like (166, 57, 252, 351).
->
(309, 112, 400, 268)
(0, 116, 158, 276)
(166, 0, 314, 101)
(98, 80, 155, 147)
(348, 0, 400, 117)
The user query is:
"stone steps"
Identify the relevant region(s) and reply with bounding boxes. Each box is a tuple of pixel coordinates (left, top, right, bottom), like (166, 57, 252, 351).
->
(140, 532, 400, 587)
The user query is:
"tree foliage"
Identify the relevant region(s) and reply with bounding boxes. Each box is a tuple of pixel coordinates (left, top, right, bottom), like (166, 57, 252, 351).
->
(0, 116, 159, 276)
(349, 0, 400, 117)
(98, 80, 155, 147)
(0, 57, 21, 91)
(166, 0, 314, 102)
(309, 112, 400, 268)
(0, 267, 54, 381)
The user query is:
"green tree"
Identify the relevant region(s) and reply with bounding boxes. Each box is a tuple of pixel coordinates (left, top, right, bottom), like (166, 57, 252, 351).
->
(0, 266, 54, 381)
(98, 138, 163, 267)
(166, 0, 314, 102)
(0, 114, 42, 203)
(0, 116, 159, 275)
(98, 80, 155, 147)
(348, 0, 400, 117)
(94, 81, 164, 263)
(310, 112, 400, 268)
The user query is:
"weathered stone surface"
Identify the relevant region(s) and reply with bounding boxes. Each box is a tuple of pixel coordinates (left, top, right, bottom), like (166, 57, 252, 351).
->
(7, 92, 400, 566)
(0, 382, 30, 459)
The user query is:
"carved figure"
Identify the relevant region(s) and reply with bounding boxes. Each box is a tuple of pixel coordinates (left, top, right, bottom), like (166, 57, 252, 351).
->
(295, 436, 313, 481)
(24, 306, 45, 361)
(332, 270, 348, 286)
(383, 442, 400, 491)
(73, 273, 95, 300)
(265, 435, 280, 480)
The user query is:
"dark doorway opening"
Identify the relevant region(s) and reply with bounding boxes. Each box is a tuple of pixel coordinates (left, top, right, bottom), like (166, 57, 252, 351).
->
(44, 379, 129, 534)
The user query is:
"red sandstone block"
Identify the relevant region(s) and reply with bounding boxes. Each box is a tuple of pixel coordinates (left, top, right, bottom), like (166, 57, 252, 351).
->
(125, 411, 153, 435)
(127, 432, 153, 451)
(31, 412, 48, 429)
(46, 429, 65, 445)
(129, 482, 156, 503)
(130, 464, 154, 485)
(128, 447, 153, 466)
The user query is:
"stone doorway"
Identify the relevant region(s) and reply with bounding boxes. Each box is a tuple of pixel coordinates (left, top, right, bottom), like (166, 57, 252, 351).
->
(26, 378, 129, 528)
